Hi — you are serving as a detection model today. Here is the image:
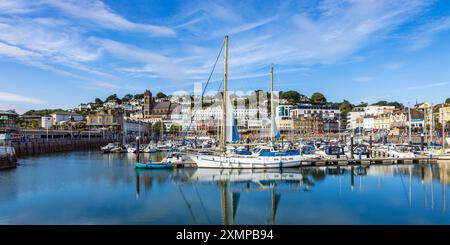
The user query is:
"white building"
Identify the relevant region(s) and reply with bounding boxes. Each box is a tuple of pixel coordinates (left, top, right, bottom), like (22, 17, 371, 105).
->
(51, 112, 84, 125)
(275, 105, 294, 119)
(346, 107, 365, 130)
(247, 118, 271, 129)
(129, 99, 143, 106)
(122, 103, 141, 111)
(364, 106, 395, 116)
(363, 117, 375, 131)
(78, 103, 88, 110)
(123, 119, 151, 135)
(289, 104, 340, 119)
(41, 116, 53, 129)
(103, 100, 120, 109)
(346, 106, 396, 131)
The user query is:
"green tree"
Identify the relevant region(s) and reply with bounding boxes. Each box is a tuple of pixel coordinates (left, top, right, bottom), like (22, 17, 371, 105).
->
(169, 124, 180, 134)
(156, 92, 167, 99)
(122, 94, 133, 102)
(134, 93, 144, 100)
(371, 100, 404, 109)
(445, 98, 450, 104)
(355, 102, 368, 107)
(106, 94, 121, 103)
(23, 109, 64, 116)
(339, 100, 354, 114)
(152, 121, 166, 134)
(94, 98, 103, 105)
(282, 90, 308, 104)
(388, 101, 404, 109)
(311, 92, 327, 105)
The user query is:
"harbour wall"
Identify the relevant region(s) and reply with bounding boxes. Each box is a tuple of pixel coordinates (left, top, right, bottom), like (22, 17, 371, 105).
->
(10, 139, 111, 157)
(0, 147, 17, 170)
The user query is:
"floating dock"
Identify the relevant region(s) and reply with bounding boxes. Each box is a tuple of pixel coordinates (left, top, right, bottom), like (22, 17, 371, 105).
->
(301, 157, 436, 167)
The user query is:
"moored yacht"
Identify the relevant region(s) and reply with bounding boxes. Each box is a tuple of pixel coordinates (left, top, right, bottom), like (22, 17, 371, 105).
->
(189, 36, 302, 169)
(143, 143, 157, 153)
(315, 145, 348, 160)
(101, 142, 121, 153)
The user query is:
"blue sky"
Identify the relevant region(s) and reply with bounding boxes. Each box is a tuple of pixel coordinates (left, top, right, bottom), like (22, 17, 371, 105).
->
(1, 0, 450, 113)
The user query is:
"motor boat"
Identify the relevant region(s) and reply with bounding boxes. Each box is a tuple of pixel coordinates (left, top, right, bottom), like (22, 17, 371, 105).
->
(143, 144, 158, 153)
(110, 144, 127, 153)
(422, 148, 450, 160)
(379, 144, 416, 158)
(201, 141, 212, 148)
(345, 144, 370, 160)
(101, 142, 121, 153)
(127, 143, 137, 153)
(315, 145, 348, 160)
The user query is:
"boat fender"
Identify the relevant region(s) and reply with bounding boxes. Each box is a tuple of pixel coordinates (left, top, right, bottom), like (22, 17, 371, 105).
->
(279, 161, 283, 168)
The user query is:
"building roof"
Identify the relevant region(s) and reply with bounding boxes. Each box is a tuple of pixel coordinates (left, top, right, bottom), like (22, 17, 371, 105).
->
(51, 111, 82, 116)
(19, 115, 41, 119)
(152, 101, 174, 110)
(410, 109, 424, 119)
(293, 104, 339, 110)
(0, 110, 18, 116)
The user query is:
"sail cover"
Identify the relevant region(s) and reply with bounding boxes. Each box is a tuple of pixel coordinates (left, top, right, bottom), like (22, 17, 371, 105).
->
(226, 92, 240, 142)
(271, 110, 281, 140)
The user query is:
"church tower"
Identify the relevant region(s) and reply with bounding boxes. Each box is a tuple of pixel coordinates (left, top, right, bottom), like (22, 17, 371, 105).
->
(143, 90, 152, 118)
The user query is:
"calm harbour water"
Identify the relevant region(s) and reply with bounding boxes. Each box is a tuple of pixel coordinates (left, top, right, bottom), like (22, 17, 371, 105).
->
(0, 151, 449, 224)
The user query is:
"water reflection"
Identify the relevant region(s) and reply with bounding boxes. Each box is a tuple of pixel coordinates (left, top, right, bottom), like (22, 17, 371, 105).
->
(133, 161, 450, 224)
(1, 151, 450, 224)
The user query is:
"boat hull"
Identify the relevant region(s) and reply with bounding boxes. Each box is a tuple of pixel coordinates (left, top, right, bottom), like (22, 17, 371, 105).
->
(134, 162, 173, 169)
(188, 154, 302, 169)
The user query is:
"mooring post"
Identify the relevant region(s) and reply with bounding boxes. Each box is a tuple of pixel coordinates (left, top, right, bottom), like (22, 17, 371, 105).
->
(350, 135, 354, 159)
(420, 133, 424, 151)
(136, 136, 140, 163)
(350, 166, 355, 191)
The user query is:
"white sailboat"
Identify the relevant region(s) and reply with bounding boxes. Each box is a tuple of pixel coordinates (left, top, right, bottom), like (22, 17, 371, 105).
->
(188, 35, 302, 168)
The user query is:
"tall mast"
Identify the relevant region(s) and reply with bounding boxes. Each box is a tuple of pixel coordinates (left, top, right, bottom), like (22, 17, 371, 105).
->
(442, 103, 445, 150)
(429, 104, 434, 146)
(160, 118, 163, 142)
(221, 35, 229, 152)
(408, 105, 412, 143)
(270, 64, 274, 142)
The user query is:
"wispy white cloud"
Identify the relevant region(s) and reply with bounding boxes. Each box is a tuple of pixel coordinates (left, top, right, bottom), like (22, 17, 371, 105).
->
(353, 76, 375, 82)
(407, 81, 450, 90)
(0, 41, 40, 59)
(41, 0, 176, 37)
(90, 38, 187, 80)
(406, 16, 450, 50)
(0, 0, 38, 14)
(94, 82, 121, 90)
(0, 91, 45, 104)
(281, 0, 429, 64)
(212, 16, 278, 37)
(0, 0, 440, 95)
(384, 62, 404, 70)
